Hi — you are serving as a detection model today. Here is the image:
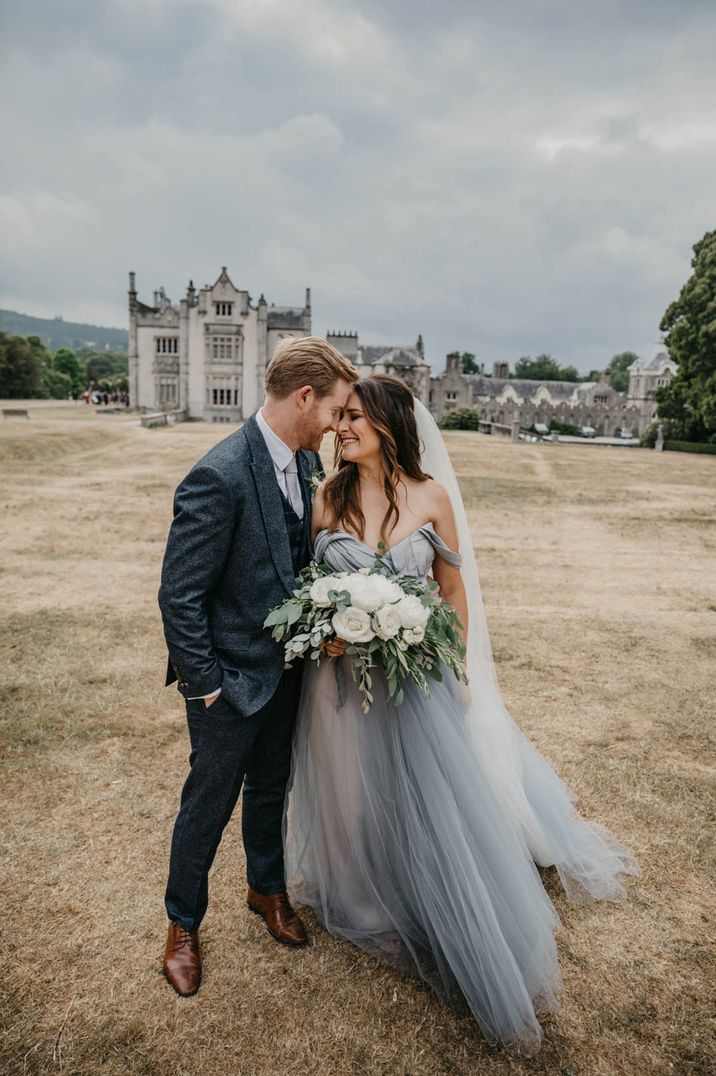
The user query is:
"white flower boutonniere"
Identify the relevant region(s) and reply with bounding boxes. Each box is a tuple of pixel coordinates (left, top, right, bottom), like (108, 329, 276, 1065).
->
(304, 468, 323, 497)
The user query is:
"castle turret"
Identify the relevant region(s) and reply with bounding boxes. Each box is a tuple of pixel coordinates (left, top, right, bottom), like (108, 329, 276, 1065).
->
(128, 271, 139, 409)
(257, 293, 268, 404)
(327, 330, 359, 361)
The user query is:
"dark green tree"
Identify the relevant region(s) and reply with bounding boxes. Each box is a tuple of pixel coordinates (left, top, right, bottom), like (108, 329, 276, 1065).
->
(607, 351, 639, 392)
(657, 229, 716, 443)
(78, 347, 128, 380)
(0, 332, 43, 397)
(53, 347, 85, 393)
(26, 334, 52, 370)
(439, 406, 480, 430)
(461, 352, 479, 374)
(42, 369, 73, 399)
(513, 354, 580, 381)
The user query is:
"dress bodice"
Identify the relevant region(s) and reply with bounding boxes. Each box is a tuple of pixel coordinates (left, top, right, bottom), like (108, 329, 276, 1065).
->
(313, 522, 462, 578)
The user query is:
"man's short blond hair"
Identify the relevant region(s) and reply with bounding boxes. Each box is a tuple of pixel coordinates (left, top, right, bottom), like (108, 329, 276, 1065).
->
(265, 336, 359, 399)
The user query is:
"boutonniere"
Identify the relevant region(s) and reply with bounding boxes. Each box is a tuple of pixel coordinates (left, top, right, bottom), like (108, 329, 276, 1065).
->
(304, 467, 323, 497)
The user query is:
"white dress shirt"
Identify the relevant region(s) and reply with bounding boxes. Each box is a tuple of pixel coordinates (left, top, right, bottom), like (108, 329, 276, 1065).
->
(189, 409, 299, 701)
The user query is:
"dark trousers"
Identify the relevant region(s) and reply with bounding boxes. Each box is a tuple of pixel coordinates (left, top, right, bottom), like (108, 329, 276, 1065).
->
(165, 665, 303, 932)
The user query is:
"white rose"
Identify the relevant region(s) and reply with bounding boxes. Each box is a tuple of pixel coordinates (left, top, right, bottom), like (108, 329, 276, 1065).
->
(343, 572, 403, 612)
(395, 594, 430, 630)
(373, 603, 402, 640)
(309, 575, 342, 607)
(332, 606, 375, 644)
(402, 625, 426, 645)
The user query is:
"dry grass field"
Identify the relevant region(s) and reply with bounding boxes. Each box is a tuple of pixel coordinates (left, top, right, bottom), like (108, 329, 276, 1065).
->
(1, 404, 714, 1076)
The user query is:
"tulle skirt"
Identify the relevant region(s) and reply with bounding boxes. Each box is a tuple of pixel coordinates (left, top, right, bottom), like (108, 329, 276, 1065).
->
(285, 658, 567, 1053)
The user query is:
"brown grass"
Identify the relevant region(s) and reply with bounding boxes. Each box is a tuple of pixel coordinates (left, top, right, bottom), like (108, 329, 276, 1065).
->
(1, 404, 714, 1075)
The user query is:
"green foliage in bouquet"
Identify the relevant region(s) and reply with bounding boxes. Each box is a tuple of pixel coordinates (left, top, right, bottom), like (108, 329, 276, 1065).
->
(263, 547, 468, 713)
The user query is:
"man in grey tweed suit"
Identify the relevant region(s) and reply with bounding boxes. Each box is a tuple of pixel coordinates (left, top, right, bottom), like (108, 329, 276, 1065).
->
(158, 337, 358, 996)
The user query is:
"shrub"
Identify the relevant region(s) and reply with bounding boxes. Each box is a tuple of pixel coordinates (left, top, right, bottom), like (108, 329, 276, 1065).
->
(640, 419, 681, 448)
(664, 440, 716, 455)
(548, 419, 580, 436)
(439, 407, 480, 430)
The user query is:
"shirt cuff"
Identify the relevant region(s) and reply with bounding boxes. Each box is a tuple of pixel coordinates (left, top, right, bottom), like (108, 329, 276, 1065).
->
(187, 688, 222, 700)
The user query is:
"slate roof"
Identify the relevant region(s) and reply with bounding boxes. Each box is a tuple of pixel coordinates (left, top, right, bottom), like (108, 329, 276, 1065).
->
(629, 348, 673, 372)
(267, 306, 306, 328)
(359, 345, 423, 366)
(467, 376, 593, 400)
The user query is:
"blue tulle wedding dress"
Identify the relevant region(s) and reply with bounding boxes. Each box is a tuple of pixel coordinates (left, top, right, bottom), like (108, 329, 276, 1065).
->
(284, 523, 635, 1053)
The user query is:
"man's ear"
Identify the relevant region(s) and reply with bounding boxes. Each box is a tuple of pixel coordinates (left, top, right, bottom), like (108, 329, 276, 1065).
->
(296, 385, 314, 409)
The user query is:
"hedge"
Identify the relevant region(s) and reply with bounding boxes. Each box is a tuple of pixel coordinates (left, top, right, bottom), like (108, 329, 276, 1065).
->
(664, 440, 716, 455)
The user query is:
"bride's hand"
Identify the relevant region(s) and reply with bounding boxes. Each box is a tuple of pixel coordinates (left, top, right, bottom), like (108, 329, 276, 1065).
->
(322, 637, 347, 659)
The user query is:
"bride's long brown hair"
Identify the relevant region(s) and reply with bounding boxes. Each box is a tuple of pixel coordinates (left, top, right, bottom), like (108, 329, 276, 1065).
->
(323, 374, 431, 542)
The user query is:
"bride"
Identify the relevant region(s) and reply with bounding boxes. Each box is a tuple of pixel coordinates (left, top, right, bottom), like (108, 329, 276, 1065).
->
(284, 374, 636, 1053)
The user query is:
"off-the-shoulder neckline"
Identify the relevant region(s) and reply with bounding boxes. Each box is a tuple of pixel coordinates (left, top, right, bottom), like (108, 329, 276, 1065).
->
(315, 522, 440, 556)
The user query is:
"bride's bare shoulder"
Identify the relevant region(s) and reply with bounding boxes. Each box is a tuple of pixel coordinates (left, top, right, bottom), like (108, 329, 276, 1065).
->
(406, 476, 452, 519)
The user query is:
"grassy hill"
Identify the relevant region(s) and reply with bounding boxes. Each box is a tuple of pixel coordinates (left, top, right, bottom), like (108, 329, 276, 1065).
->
(0, 308, 128, 352)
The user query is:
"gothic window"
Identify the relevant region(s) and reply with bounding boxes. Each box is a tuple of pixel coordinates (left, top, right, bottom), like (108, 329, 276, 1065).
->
(211, 336, 241, 362)
(214, 302, 233, 317)
(206, 375, 241, 411)
(155, 337, 178, 354)
(157, 379, 177, 406)
(446, 391, 458, 401)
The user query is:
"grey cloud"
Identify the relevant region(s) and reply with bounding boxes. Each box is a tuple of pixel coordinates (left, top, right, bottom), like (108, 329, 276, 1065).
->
(1, 0, 715, 370)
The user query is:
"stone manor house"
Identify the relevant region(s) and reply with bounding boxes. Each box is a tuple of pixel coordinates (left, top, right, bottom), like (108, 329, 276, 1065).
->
(429, 349, 676, 437)
(128, 268, 428, 423)
(129, 268, 675, 436)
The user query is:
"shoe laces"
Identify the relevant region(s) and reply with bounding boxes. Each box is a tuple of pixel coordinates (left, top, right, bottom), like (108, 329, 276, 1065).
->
(174, 924, 195, 948)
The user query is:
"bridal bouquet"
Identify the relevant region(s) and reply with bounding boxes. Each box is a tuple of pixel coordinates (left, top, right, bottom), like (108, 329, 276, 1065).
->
(263, 555, 468, 712)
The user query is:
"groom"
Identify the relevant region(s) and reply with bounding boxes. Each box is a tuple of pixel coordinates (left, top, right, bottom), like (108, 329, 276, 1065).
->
(158, 336, 358, 996)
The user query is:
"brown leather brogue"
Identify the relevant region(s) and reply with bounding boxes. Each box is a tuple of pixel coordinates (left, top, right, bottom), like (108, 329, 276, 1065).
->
(247, 887, 308, 946)
(163, 921, 202, 996)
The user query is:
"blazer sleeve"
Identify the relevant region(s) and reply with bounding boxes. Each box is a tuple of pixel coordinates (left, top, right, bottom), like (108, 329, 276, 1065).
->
(158, 463, 234, 697)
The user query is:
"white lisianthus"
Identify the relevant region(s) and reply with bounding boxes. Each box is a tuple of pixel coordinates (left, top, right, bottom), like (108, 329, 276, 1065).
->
(309, 574, 343, 607)
(395, 594, 430, 630)
(342, 572, 404, 612)
(402, 624, 426, 645)
(332, 606, 375, 643)
(372, 603, 402, 640)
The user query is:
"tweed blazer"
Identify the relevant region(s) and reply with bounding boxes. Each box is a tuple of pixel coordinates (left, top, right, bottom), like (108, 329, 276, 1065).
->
(158, 413, 323, 717)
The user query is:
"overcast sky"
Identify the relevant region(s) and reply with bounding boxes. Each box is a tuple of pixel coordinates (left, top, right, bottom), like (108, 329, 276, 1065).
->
(1, 0, 715, 372)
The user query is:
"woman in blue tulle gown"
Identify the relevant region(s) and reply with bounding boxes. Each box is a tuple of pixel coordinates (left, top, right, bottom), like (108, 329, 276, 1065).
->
(284, 375, 636, 1053)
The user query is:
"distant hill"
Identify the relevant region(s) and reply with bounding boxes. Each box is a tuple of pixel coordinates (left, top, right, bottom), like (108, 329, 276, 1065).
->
(0, 309, 128, 352)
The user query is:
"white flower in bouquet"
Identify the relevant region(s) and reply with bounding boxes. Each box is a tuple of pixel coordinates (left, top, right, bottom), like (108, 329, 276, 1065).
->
(332, 605, 375, 644)
(373, 603, 402, 640)
(395, 594, 430, 630)
(309, 574, 343, 607)
(402, 624, 426, 645)
(342, 572, 404, 612)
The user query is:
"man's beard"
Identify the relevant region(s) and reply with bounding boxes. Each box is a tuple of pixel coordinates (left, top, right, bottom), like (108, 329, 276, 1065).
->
(297, 412, 324, 451)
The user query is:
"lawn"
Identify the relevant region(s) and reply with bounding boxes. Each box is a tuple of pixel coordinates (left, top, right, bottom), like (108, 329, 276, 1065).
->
(1, 404, 714, 1075)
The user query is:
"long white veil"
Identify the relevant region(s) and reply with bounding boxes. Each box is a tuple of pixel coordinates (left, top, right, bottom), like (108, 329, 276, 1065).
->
(413, 397, 637, 900)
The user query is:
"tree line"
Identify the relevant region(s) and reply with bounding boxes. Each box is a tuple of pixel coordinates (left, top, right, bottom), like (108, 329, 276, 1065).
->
(0, 333, 128, 399)
(447, 228, 716, 445)
(447, 349, 638, 391)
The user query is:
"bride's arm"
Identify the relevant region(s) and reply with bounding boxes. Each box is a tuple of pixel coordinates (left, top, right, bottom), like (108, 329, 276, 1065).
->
(429, 484, 469, 644)
(311, 481, 330, 542)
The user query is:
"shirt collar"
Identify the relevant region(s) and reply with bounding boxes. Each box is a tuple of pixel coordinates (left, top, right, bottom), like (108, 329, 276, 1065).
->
(256, 408, 295, 471)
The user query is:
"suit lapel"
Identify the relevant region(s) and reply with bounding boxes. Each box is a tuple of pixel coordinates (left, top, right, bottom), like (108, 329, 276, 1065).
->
(245, 414, 296, 595)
